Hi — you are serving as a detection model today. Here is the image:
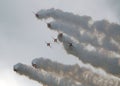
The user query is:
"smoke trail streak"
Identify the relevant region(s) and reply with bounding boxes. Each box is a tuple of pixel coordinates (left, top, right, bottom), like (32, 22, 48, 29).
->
(32, 58, 120, 86)
(47, 21, 80, 41)
(93, 20, 120, 44)
(36, 8, 92, 31)
(47, 21, 120, 53)
(32, 57, 78, 75)
(13, 63, 82, 86)
(57, 33, 120, 75)
(36, 8, 120, 44)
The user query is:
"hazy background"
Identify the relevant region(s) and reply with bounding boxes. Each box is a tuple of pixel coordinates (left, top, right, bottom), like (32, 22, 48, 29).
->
(0, 0, 119, 86)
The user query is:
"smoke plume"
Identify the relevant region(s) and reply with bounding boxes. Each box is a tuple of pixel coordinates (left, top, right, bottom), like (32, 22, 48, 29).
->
(13, 63, 82, 86)
(32, 57, 120, 86)
(57, 33, 120, 75)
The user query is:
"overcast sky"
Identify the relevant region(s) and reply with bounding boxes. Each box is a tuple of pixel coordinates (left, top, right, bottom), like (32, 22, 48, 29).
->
(0, 0, 119, 86)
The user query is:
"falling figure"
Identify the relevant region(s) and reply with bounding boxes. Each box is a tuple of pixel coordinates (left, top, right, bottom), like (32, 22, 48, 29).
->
(53, 38, 58, 43)
(59, 33, 63, 37)
(35, 13, 39, 19)
(45, 41, 51, 48)
(47, 23, 51, 28)
(47, 43, 51, 47)
(68, 43, 73, 47)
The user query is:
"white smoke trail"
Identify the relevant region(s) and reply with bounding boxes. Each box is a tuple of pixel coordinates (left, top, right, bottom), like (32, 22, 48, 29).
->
(57, 33, 120, 76)
(93, 20, 120, 44)
(32, 57, 78, 75)
(13, 63, 83, 86)
(47, 21, 80, 41)
(36, 8, 120, 44)
(35, 8, 92, 31)
(32, 58, 120, 86)
(47, 21, 120, 53)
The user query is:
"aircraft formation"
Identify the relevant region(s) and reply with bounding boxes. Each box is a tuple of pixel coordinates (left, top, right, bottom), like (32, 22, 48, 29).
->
(34, 13, 73, 48)
(45, 38, 58, 48)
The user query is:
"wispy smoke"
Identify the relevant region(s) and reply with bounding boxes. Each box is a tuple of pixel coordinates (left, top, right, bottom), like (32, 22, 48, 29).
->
(32, 58, 120, 86)
(13, 63, 82, 86)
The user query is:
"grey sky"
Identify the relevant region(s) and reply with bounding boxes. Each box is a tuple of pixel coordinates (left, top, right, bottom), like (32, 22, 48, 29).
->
(0, 0, 119, 86)
(105, 0, 120, 21)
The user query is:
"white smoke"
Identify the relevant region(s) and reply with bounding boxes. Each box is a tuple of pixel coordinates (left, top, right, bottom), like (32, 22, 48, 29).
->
(92, 20, 120, 44)
(13, 8, 120, 86)
(36, 8, 92, 31)
(47, 21, 120, 54)
(13, 63, 82, 86)
(57, 33, 120, 76)
(36, 8, 120, 44)
(32, 58, 120, 86)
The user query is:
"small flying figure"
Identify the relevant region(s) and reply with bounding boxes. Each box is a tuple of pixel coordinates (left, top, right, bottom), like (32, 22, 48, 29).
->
(35, 13, 39, 18)
(47, 43, 51, 47)
(45, 42, 51, 48)
(68, 42, 73, 47)
(32, 63, 37, 68)
(32, 12, 39, 19)
(47, 23, 51, 28)
(59, 33, 63, 37)
(52, 37, 58, 43)
(54, 38, 58, 42)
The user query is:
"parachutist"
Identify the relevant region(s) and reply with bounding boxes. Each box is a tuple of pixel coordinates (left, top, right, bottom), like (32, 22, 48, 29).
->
(68, 43, 73, 47)
(32, 63, 37, 68)
(14, 68, 17, 72)
(54, 38, 58, 42)
(35, 13, 39, 18)
(47, 23, 51, 28)
(59, 33, 63, 38)
(46, 43, 51, 47)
